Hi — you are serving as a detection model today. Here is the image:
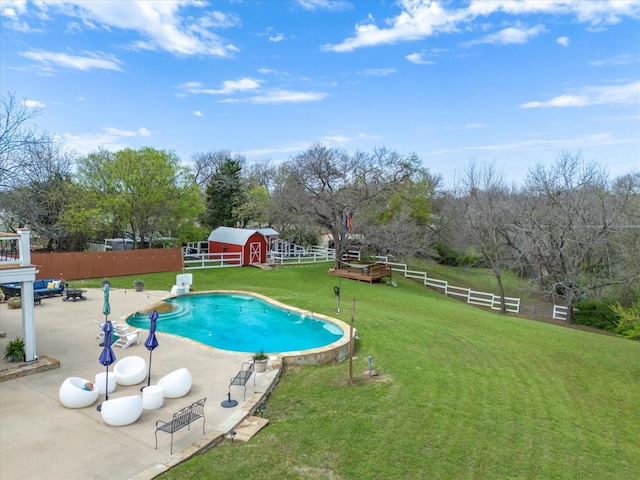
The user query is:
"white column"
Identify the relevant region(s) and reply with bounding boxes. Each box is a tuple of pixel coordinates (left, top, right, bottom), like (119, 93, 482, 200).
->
(18, 228, 31, 265)
(18, 229, 37, 362)
(21, 281, 37, 362)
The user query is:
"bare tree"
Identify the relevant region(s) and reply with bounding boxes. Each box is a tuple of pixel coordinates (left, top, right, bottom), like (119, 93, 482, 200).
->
(515, 152, 636, 322)
(190, 150, 246, 190)
(455, 161, 521, 312)
(0, 92, 51, 192)
(280, 144, 429, 266)
(1, 140, 75, 249)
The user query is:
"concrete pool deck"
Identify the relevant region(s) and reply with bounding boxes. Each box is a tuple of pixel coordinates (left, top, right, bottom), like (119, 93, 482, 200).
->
(0, 288, 280, 480)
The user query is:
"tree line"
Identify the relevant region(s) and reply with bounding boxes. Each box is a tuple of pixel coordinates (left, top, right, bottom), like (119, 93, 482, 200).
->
(1, 93, 638, 334)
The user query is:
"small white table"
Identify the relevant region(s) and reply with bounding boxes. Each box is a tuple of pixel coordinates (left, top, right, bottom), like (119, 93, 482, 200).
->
(95, 372, 116, 394)
(142, 385, 165, 410)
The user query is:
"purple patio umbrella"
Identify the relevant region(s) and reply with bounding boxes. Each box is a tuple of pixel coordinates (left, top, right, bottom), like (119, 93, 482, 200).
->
(97, 320, 116, 411)
(142, 310, 159, 390)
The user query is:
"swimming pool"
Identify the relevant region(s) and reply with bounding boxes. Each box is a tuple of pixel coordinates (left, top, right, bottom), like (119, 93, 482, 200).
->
(127, 291, 350, 360)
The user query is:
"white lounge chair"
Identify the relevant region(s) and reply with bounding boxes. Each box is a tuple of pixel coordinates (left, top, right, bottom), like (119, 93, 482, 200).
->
(113, 329, 141, 349)
(171, 273, 193, 295)
(95, 320, 129, 342)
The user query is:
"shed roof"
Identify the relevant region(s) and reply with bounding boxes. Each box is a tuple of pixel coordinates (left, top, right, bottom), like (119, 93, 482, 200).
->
(207, 227, 261, 246)
(256, 227, 279, 237)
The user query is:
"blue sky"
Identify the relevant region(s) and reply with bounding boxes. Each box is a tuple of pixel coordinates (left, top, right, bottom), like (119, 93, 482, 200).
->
(1, 0, 639, 186)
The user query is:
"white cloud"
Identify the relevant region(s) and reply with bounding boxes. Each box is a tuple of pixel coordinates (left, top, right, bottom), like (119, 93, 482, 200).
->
(193, 110, 203, 117)
(521, 81, 640, 108)
(406, 52, 435, 65)
(248, 90, 329, 104)
(463, 24, 546, 46)
(296, 0, 353, 12)
(425, 131, 636, 159)
(13, 1, 239, 57)
(218, 90, 329, 104)
(61, 126, 151, 154)
(181, 78, 263, 95)
(0, 1, 26, 20)
(269, 33, 285, 42)
(589, 54, 638, 67)
(102, 127, 150, 137)
(324, 0, 640, 52)
(24, 99, 45, 108)
(19, 49, 123, 72)
(557, 36, 570, 47)
(360, 68, 397, 76)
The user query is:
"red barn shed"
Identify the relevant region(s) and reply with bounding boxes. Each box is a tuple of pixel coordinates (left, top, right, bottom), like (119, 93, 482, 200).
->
(207, 227, 272, 266)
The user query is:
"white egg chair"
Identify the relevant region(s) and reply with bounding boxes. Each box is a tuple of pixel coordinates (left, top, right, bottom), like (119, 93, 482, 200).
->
(59, 377, 99, 408)
(157, 368, 192, 398)
(113, 356, 147, 386)
(100, 395, 143, 426)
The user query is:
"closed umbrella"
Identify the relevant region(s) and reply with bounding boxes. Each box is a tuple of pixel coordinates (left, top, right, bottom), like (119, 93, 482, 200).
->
(142, 310, 159, 390)
(97, 320, 116, 411)
(102, 283, 111, 321)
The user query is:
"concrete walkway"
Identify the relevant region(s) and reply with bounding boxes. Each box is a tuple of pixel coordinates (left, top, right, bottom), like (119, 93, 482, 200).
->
(0, 288, 278, 480)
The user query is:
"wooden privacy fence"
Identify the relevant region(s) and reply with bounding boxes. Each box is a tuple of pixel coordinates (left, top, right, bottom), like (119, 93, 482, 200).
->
(31, 248, 184, 281)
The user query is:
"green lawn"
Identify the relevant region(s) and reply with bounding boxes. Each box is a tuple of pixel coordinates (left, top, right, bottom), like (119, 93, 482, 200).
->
(113, 264, 639, 479)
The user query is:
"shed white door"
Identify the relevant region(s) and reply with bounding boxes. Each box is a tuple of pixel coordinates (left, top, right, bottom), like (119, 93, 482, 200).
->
(249, 242, 261, 263)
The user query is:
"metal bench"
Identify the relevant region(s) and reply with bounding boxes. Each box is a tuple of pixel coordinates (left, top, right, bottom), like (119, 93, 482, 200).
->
(154, 397, 206, 454)
(221, 361, 255, 408)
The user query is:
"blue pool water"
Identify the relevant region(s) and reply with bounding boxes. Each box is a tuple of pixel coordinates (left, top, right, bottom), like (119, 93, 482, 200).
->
(127, 292, 343, 354)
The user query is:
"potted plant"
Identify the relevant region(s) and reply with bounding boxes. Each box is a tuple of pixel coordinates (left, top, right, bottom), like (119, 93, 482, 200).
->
(133, 279, 144, 292)
(3, 337, 25, 362)
(7, 296, 21, 309)
(253, 349, 268, 373)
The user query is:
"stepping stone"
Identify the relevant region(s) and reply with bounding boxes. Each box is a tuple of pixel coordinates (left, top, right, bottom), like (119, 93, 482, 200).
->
(232, 415, 269, 442)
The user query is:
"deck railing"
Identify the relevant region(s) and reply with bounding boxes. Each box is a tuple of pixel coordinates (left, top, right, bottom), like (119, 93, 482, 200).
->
(0, 230, 31, 266)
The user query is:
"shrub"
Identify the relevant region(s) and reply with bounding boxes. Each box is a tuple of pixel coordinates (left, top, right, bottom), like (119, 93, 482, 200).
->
(610, 301, 640, 341)
(3, 337, 25, 362)
(573, 300, 620, 332)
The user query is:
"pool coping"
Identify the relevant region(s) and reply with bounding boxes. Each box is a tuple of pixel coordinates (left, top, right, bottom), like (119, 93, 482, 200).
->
(133, 290, 355, 367)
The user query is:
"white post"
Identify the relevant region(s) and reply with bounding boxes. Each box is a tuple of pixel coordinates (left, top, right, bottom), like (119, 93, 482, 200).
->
(21, 280, 37, 362)
(18, 228, 37, 362)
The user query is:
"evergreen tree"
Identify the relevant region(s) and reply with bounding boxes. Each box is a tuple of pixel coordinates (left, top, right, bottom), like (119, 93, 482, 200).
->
(201, 158, 244, 228)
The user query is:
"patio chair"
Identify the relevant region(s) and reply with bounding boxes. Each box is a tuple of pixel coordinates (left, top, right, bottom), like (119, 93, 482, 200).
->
(114, 356, 147, 385)
(95, 320, 129, 342)
(59, 377, 99, 408)
(100, 395, 143, 426)
(157, 368, 192, 398)
(113, 329, 141, 349)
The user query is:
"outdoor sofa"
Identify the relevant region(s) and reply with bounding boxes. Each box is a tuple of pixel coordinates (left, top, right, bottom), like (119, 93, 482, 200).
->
(0, 279, 64, 299)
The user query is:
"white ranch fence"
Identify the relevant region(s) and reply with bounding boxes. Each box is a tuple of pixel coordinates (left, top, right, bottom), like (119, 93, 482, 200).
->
(552, 305, 568, 320)
(269, 246, 335, 265)
(182, 244, 521, 314)
(385, 261, 521, 313)
(183, 252, 243, 270)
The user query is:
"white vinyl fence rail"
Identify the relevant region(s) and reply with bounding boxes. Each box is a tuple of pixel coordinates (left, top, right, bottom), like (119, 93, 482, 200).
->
(552, 305, 568, 320)
(268, 247, 335, 265)
(387, 262, 521, 313)
(183, 252, 243, 270)
(182, 244, 521, 314)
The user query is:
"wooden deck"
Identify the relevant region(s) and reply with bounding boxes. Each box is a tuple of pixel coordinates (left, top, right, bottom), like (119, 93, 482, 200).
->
(328, 262, 392, 284)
